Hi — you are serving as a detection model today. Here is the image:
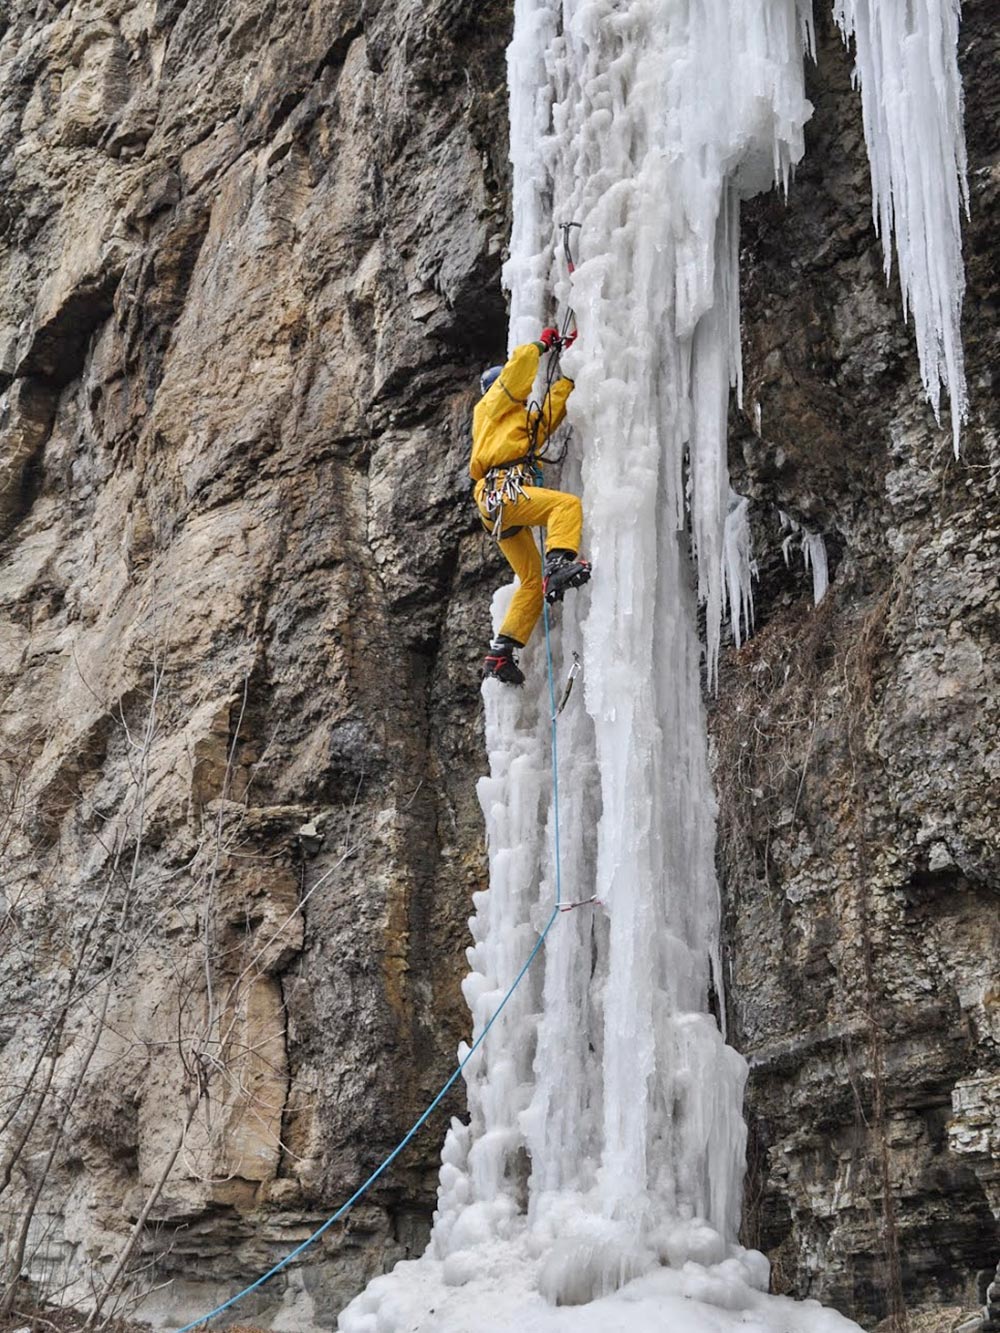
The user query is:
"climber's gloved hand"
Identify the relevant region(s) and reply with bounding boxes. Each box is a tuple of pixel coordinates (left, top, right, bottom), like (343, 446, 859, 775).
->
(538, 327, 562, 351)
(563, 329, 578, 348)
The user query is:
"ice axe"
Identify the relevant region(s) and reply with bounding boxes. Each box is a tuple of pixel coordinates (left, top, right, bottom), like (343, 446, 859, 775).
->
(557, 220, 581, 342)
(552, 218, 584, 346)
(560, 220, 582, 275)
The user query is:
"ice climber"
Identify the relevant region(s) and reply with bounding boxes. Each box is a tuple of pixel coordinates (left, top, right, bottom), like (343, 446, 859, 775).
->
(472, 327, 591, 686)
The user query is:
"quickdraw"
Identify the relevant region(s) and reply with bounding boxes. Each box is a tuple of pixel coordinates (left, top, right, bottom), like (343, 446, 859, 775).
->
(554, 651, 581, 718)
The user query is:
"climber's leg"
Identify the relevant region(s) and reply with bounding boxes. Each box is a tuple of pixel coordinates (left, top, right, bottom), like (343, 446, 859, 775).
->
(505, 486, 583, 556)
(476, 486, 590, 680)
(498, 487, 592, 604)
(495, 526, 544, 648)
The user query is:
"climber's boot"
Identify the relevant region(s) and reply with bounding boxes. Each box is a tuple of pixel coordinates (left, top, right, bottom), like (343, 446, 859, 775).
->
(483, 636, 525, 686)
(543, 549, 592, 605)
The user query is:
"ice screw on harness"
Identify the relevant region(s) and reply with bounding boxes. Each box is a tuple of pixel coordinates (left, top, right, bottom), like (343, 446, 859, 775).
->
(560, 220, 581, 278)
(481, 464, 538, 540)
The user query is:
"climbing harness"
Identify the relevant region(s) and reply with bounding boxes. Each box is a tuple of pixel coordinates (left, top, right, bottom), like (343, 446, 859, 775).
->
(481, 462, 540, 539)
(171, 551, 582, 1333)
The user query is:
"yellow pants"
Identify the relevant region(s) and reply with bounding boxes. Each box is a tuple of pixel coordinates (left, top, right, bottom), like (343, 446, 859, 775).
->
(475, 482, 584, 646)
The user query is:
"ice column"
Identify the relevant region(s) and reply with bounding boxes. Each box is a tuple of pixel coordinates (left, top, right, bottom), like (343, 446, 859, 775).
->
(430, 597, 556, 1254)
(463, 0, 814, 1251)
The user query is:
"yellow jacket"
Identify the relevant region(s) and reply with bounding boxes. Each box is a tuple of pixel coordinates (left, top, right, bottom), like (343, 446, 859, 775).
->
(470, 342, 574, 482)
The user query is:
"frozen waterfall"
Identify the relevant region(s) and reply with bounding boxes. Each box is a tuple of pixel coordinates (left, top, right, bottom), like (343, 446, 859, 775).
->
(338, 1, 967, 1329)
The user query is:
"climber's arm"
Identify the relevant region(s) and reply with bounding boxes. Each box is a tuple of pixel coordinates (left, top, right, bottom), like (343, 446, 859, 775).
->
(535, 375, 574, 442)
(497, 342, 544, 403)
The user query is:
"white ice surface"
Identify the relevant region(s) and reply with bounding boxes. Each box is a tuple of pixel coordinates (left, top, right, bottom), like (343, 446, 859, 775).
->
(342, 1230, 863, 1333)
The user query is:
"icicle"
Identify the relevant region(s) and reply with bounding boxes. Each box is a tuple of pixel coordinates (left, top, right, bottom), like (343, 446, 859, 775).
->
(779, 512, 830, 605)
(723, 492, 758, 651)
(802, 531, 829, 605)
(833, 0, 969, 452)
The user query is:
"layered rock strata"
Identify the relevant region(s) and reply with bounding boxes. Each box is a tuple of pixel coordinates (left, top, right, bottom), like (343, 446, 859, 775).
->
(0, 0, 512, 1324)
(718, 7, 999, 1327)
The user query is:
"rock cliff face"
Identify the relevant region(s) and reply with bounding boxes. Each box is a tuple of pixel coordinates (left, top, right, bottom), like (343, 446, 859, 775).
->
(0, 0, 512, 1324)
(0, 1, 996, 1331)
(717, 7, 999, 1327)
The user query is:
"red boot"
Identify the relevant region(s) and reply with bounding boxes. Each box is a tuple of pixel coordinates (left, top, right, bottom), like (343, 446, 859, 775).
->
(483, 637, 525, 686)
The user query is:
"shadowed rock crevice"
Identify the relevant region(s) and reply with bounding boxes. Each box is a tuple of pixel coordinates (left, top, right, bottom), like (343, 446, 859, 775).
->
(17, 265, 124, 388)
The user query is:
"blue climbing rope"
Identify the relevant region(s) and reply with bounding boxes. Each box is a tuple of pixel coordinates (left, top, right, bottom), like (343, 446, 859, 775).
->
(541, 592, 563, 908)
(172, 594, 566, 1333)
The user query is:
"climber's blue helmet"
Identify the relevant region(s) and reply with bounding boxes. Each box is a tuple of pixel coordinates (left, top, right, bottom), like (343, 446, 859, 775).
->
(480, 365, 503, 396)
